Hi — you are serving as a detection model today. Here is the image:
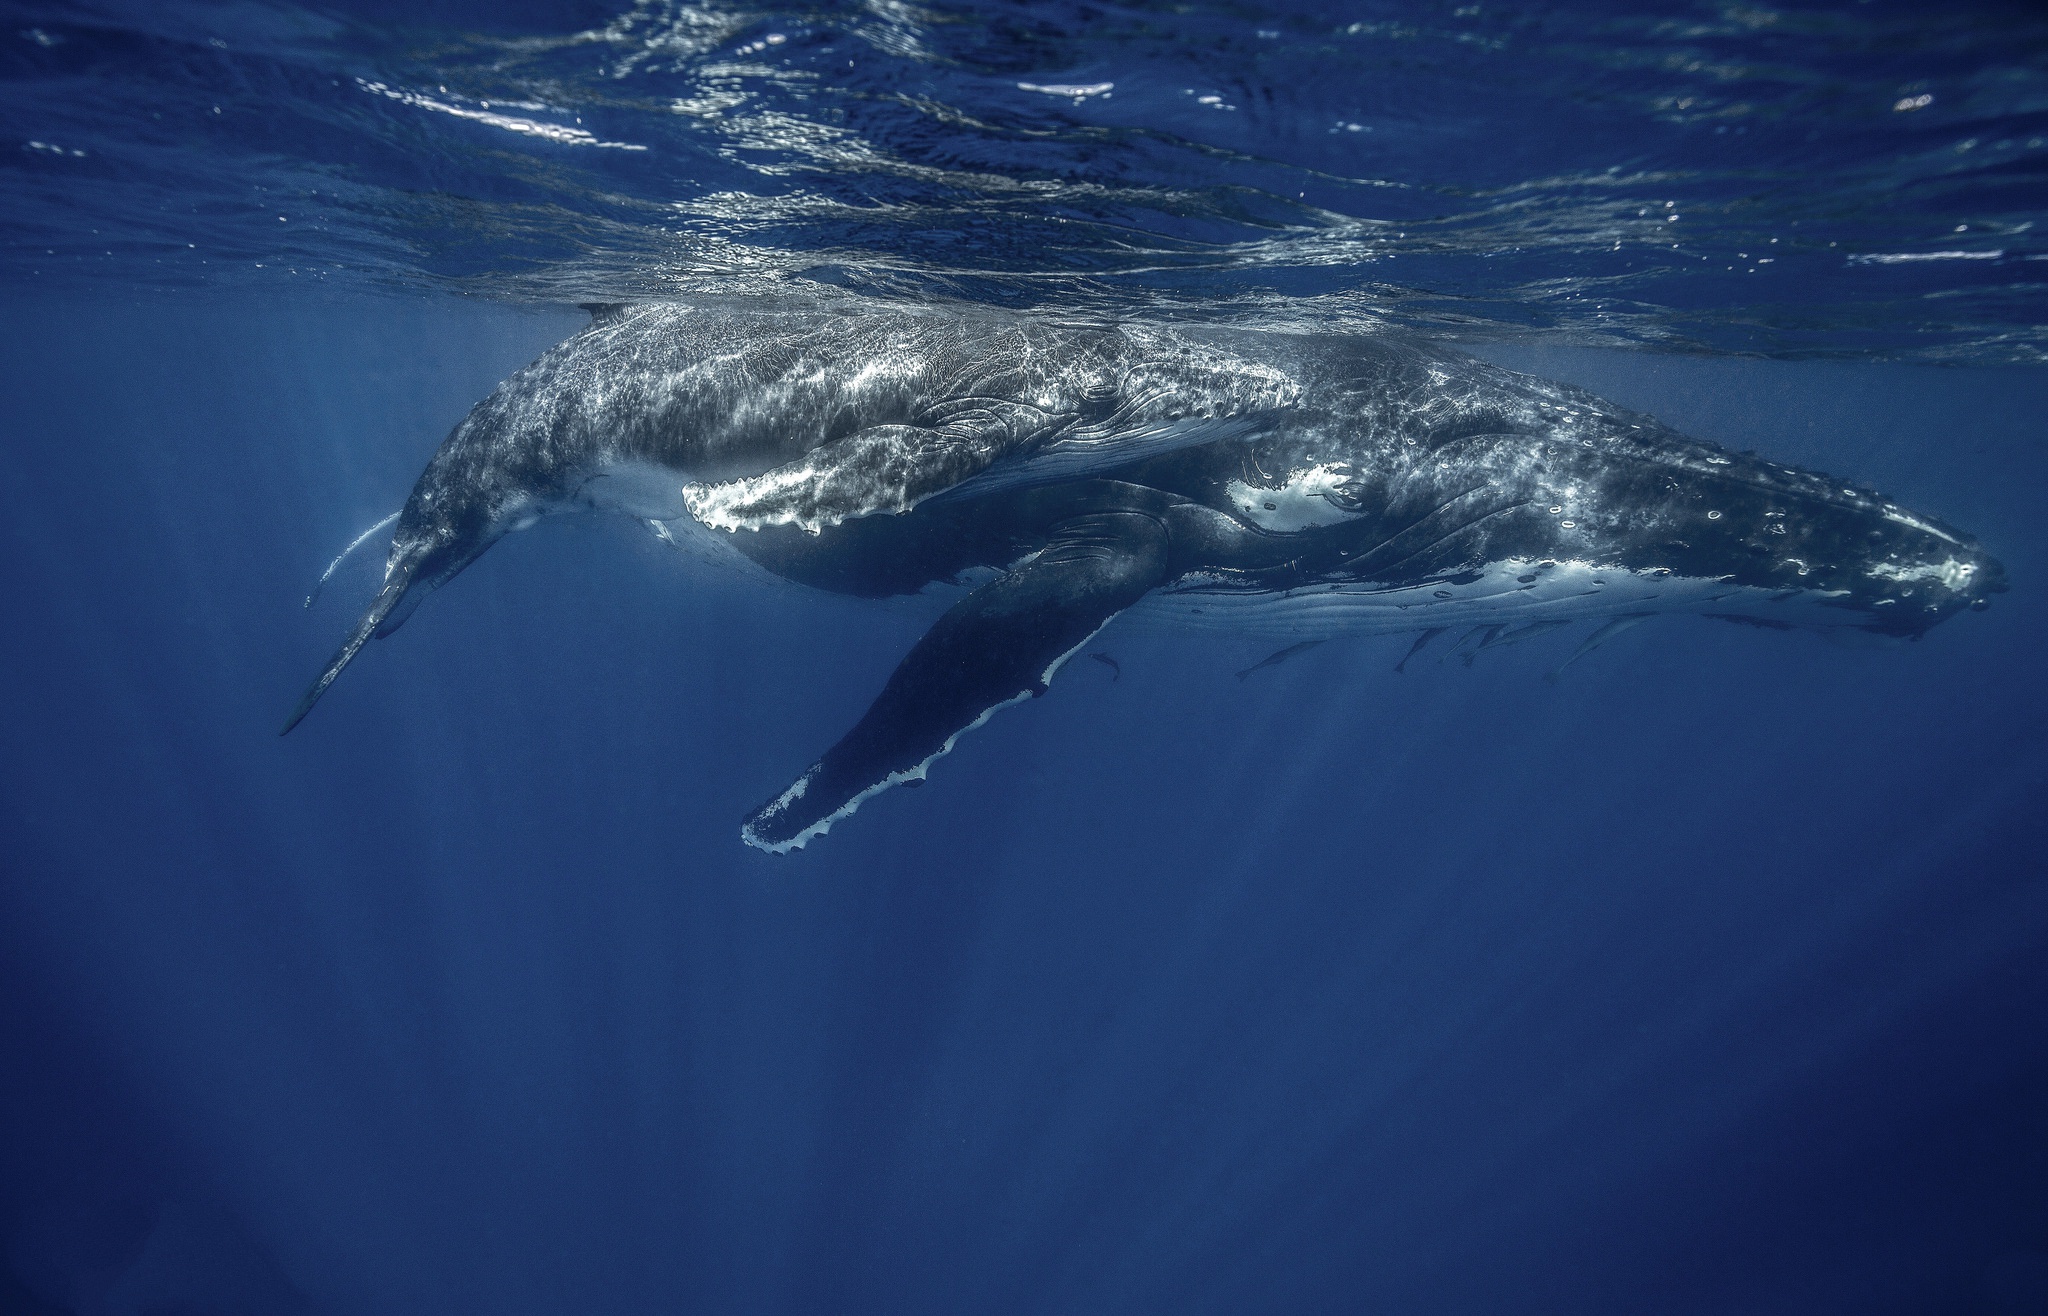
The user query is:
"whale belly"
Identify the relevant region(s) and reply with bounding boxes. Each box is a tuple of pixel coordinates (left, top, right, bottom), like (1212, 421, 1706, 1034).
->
(572, 458, 694, 520)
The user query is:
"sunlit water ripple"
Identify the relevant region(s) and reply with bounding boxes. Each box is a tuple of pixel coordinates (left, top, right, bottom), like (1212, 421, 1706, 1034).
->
(5, 0, 2046, 359)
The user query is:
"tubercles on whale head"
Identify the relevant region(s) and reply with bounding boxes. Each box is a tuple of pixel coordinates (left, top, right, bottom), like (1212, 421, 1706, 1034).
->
(1852, 535, 2006, 635)
(1746, 480, 2006, 636)
(1515, 437, 2007, 639)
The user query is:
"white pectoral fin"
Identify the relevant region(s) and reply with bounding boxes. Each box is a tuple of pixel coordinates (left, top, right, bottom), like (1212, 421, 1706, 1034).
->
(683, 415, 1042, 535)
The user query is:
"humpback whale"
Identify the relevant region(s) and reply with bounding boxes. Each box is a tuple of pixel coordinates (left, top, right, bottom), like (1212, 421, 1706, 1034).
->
(284, 298, 2006, 852)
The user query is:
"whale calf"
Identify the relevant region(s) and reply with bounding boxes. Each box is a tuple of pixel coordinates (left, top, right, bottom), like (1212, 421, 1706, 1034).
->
(285, 298, 2005, 852)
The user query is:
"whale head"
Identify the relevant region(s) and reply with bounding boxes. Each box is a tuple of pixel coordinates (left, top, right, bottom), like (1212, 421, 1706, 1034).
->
(1507, 436, 2009, 638)
(1803, 500, 2008, 637)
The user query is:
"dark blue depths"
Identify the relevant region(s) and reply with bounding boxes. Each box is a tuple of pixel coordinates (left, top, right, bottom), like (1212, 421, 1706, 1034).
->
(1, 293, 2045, 1315)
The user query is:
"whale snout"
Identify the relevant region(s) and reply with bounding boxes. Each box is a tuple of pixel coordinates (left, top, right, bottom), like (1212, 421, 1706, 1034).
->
(1951, 550, 2008, 616)
(1854, 532, 2006, 637)
(1973, 552, 2010, 602)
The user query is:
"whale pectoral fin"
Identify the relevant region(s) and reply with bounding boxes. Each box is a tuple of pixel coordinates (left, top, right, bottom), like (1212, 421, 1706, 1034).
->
(741, 511, 1170, 853)
(683, 416, 1042, 535)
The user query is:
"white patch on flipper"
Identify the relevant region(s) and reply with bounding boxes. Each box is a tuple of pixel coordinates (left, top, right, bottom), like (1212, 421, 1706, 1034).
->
(932, 416, 1264, 504)
(682, 414, 1272, 534)
(1224, 463, 1364, 532)
(741, 689, 1035, 854)
(682, 468, 844, 535)
(1040, 615, 1119, 686)
(679, 427, 949, 535)
(742, 612, 1127, 855)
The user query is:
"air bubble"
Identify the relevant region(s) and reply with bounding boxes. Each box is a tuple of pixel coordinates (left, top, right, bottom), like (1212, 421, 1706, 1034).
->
(1548, 505, 1562, 514)
(1707, 510, 1721, 519)
(1561, 520, 1577, 528)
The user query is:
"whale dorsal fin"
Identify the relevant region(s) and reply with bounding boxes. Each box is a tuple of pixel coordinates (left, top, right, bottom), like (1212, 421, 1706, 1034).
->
(740, 507, 1171, 852)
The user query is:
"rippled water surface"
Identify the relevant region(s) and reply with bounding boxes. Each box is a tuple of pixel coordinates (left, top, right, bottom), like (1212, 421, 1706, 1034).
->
(7, 0, 2048, 355)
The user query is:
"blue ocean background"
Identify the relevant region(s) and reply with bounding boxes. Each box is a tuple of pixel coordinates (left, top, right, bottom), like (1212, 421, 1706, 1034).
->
(4, 2, 2047, 1313)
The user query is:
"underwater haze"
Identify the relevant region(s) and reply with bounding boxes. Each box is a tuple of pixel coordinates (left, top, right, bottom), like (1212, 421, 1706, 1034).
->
(4, 1, 2048, 1313)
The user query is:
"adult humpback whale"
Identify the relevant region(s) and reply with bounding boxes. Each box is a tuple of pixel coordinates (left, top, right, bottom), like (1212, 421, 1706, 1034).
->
(284, 299, 2005, 852)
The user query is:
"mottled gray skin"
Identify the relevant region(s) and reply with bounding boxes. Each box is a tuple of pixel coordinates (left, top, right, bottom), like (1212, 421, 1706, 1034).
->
(284, 297, 2005, 849)
(286, 299, 1299, 728)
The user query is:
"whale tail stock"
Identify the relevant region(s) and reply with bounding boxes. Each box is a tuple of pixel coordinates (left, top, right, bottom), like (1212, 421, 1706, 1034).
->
(280, 536, 442, 736)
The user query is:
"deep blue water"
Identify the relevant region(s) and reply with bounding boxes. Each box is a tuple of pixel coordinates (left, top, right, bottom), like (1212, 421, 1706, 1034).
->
(4, 3, 2048, 1314)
